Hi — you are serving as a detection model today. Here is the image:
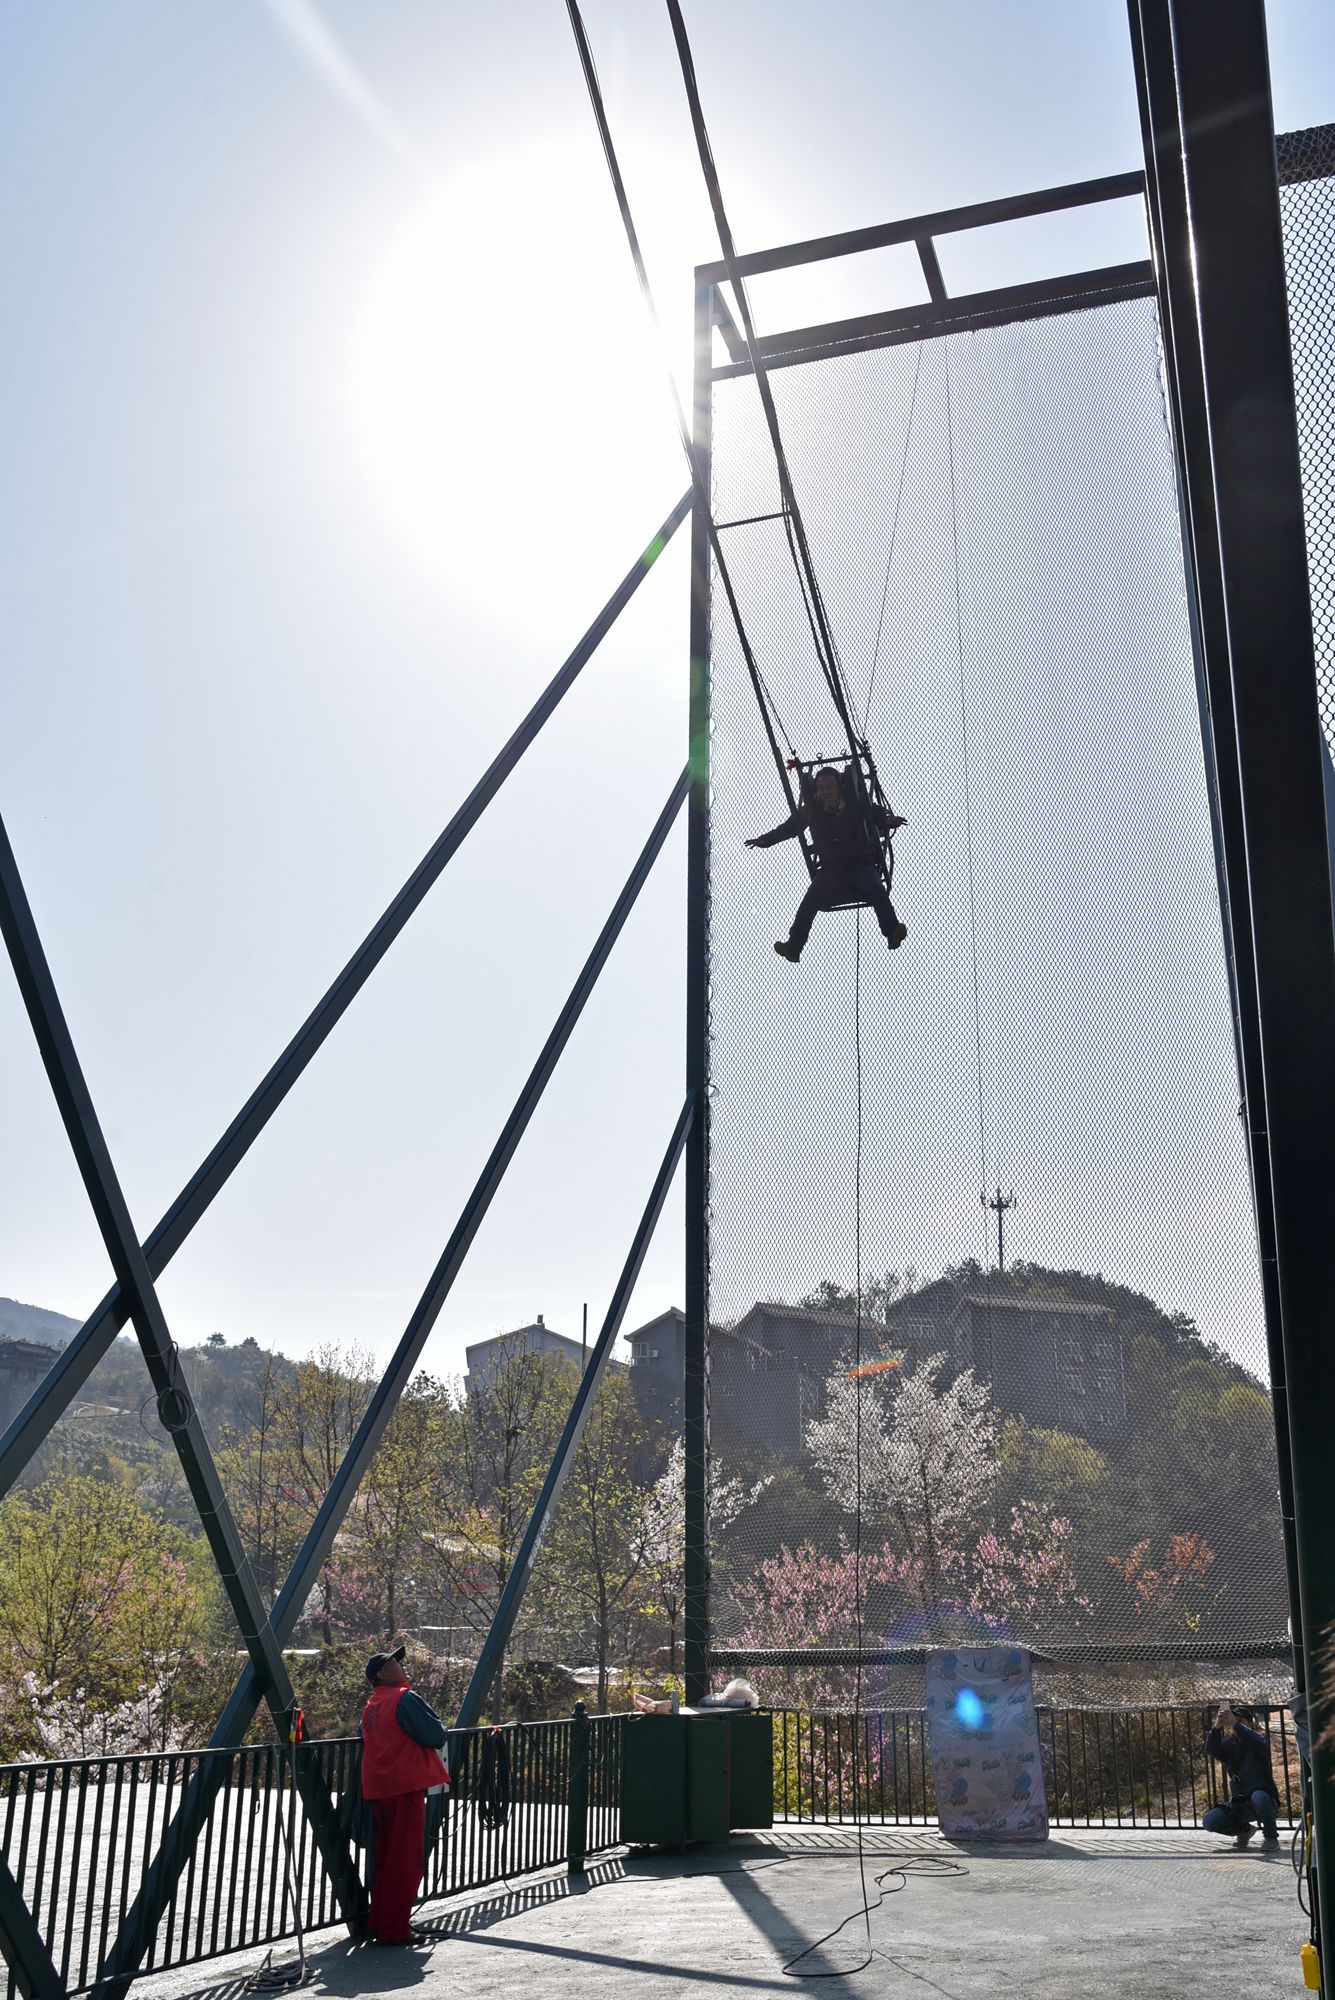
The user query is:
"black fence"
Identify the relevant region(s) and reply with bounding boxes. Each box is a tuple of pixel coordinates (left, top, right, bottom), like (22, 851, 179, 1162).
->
(0, 1703, 1302, 2000)
(0, 1713, 627, 2000)
(771, 1703, 1303, 1828)
(0, 1738, 356, 2000)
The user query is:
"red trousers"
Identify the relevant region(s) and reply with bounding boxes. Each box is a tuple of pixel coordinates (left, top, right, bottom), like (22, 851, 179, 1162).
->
(369, 1790, 426, 1942)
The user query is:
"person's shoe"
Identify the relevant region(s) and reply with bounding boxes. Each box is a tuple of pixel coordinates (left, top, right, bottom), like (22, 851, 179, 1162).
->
(1235, 1825, 1255, 1849)
(887, 921, 908, 950)
(774, 939, 801, 963)
(1261, 1830, 1281, 1850)
(373, 1930, 429, 1947)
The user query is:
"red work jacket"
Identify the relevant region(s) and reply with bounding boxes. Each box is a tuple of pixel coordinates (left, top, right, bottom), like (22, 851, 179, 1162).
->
(359, 1684, 446, 1800)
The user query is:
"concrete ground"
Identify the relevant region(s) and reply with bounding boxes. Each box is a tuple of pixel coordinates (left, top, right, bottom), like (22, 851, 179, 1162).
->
(145, 1826, 1304, 2000)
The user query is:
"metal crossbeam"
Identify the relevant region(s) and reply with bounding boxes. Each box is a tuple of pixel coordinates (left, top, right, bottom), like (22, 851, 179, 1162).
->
(0, 492, 691, 1505)
(695, 169, 1146, 284)
(93, 768, 688, 1992)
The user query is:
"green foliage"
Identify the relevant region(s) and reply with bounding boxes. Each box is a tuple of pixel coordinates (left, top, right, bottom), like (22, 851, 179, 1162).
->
(0, 1469, 217, 1753)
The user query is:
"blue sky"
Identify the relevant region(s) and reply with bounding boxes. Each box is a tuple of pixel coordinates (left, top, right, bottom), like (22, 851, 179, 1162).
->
(1, 1, 1332, 1379)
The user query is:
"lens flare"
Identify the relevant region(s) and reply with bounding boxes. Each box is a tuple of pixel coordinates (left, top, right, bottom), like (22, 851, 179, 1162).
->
(954, 1688, 986, 1731)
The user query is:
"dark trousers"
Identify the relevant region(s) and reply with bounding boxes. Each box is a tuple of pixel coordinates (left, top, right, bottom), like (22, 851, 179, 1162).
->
(369, 1790, 426, 1940)
(1203, 1790, 1278, 1839)
(788, 861, 899, 952)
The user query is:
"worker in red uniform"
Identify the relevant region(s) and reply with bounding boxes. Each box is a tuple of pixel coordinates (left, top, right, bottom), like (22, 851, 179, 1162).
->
(359, 1646, 449, 1945)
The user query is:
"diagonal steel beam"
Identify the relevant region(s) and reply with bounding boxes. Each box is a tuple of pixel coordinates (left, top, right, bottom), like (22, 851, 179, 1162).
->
(456, 1089, 696, 1732)
(0, 811, 365, 1964)
(0, 1852, 62, 2000)
(94, 767, 688, 1992)
(0, 491, 691, 1503)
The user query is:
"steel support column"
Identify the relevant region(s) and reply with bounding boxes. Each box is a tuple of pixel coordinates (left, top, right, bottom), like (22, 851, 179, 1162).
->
(0, 493, 690, 1504)
(1130, 0, 1335, 1975)
(1126, 0, 1307, 1692)
(95, 769, 688, 1992)
(455, 1090, 696, 1731)
(683, 277, 712, 1706)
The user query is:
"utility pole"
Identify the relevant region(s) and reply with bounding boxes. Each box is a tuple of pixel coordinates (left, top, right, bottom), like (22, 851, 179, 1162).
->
(982, 1186, 1017, 1272)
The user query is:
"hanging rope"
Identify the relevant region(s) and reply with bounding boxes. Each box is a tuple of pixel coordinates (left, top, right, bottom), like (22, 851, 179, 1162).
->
(944, 341, 995, 1302)
(563, 0, 803, 824)
(864, 343, 925, 735)
(662, 0, 866, 770)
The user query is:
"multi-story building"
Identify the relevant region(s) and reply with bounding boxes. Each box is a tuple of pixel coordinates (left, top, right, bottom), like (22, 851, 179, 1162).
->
(624, 1277, 1129, 1453)
(885, 1279, 1128, 1441)
(464, 1314, 602, 1395)
(624, 1301, 895, 1455)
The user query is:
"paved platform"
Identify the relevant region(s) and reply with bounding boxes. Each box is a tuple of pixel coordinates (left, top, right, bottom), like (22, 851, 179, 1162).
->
(152, 1826, 1303, 2000)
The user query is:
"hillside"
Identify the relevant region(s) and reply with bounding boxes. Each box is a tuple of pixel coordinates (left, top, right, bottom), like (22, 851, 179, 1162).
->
(0, 1297, 82, 1347)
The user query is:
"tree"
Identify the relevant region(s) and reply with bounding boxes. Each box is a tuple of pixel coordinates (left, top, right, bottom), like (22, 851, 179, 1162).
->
(0, 1470, 214, 1754)
(636, 1436, 770, 1676)
(805, 1350, 996, 1609)
(1106, 1533, 1219, 1637)
(419, 1340, 573, 1710)
(273, 1345, 376, 1642)
(217, 1345, 306, 1602)
(540, 1370, 658, 1711)
(355, 1377, 448, 1638)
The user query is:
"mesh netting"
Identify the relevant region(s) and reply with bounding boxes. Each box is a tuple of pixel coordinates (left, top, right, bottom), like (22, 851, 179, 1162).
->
(698, 175, 1332, 1703)
(1280, 126, 1335, 754)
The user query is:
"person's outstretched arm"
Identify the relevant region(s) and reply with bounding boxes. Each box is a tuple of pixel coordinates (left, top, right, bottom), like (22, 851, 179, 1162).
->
(746, 810, 802, 848)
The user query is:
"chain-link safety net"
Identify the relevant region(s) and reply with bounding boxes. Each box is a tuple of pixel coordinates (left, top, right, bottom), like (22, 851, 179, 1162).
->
(1280, 126, 1335, 755)
(687, 139, 1334, 1723)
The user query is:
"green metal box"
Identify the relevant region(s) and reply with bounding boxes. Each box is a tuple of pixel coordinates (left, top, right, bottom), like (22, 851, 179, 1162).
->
(621, 1709, 774, 1847)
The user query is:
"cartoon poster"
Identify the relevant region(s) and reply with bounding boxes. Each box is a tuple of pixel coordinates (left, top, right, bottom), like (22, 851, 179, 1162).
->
(924, 1646, 1048, 1841)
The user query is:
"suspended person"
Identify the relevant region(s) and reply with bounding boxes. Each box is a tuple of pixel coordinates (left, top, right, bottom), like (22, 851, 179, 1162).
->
(1203, 1701, 1281, 1849)
(359, 1646, 450, 1945)
(746, 764, 907, 962)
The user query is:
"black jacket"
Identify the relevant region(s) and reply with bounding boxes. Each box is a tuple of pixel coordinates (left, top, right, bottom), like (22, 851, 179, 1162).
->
(752, 794, 895, 876)
(1206, 1720, 1280, 1804)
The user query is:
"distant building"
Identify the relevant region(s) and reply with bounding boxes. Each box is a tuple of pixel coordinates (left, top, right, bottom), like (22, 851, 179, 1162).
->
(885, 1278, 1127, 1441)
(624, 1301, 894, 1454)
(465, 1314, 624, 1395)
(625, 1307, 685, 1383)
(0, 1341, 52, 1431)
(623, 1280, 1128, 1453)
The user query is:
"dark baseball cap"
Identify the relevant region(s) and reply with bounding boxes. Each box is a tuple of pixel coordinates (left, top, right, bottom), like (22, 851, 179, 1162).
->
(365, 1644, 407, 1685)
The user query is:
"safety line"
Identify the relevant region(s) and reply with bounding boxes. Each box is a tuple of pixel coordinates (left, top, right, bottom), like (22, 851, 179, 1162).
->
(943, 342, 993, 1281)
(864, 343, 925, 735)
(664, 0, 864, 763)
(563, 0, 803, 818)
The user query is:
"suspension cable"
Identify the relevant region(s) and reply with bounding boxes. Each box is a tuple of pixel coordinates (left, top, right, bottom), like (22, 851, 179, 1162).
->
(563, 0, 802, 821)
(944, 340, 993, 1288)
(663, 0, 865, 767)
(864, 342, 925, 735)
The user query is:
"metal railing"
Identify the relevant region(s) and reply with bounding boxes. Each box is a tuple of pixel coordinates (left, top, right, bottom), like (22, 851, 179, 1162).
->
(770, 1703, 1303, 1828)
(0, 1739, 355, 2000)
(0, 1712, 626, 2000)
(1, 1700, 1303, 2000)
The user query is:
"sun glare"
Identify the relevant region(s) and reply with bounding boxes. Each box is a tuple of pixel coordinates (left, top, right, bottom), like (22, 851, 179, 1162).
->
(349, 141, 690, 635)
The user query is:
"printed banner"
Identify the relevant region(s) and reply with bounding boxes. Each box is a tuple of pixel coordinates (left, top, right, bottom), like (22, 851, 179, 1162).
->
(924, 1645, 1048, 1840)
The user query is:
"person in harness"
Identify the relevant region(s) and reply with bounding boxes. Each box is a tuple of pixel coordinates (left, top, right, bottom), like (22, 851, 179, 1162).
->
(746, 763, 907, 963)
